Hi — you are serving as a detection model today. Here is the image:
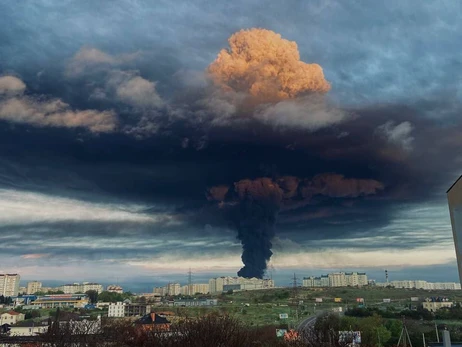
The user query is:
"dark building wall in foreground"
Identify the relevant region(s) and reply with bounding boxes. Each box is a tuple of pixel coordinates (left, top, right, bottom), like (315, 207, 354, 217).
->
(447, 176, 462, 286)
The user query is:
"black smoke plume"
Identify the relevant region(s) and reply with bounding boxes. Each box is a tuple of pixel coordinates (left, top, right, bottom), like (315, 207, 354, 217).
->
(232, 178, 283, 278)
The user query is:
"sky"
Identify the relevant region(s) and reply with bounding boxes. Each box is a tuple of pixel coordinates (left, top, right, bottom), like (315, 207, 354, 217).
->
(0, 0, 461, 289)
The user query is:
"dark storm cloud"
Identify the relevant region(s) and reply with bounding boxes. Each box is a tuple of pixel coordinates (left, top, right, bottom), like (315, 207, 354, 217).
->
(0, 0, 461, 277)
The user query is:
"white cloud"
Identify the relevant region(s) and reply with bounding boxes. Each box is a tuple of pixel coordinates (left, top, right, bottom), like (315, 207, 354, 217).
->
(377, 121, 414, 151)
(0, 96, 117, 132)
(0, 76, 26, 95)
(66, 47, 140, 77)
(107, 71, 163, 108)
(0, 189, 167, 225)
(254, 96, 349, 130)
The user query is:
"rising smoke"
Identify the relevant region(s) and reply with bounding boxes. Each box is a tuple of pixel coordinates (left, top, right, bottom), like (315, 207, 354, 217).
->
(208, 174, 384, 278)
(204, 28, 384, 278)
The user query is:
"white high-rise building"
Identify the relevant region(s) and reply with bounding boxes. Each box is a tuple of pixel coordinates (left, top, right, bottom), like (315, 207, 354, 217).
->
(181, 283, 210, 295)
(58, 282, 103, 294)
(166, 283, 181, 296)
(329, 273, 347, 287)
(0, 274, 20, 297)
(303, 272, 367, 288)
(26, 281, 42, 294)
(448, 175, 462, 286)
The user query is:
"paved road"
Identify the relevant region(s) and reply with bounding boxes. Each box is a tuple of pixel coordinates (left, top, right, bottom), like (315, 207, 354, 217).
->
(297, 314, 318, 332)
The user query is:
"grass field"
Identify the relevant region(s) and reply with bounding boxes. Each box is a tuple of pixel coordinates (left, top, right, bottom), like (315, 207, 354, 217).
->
(150, 286, 462, 327)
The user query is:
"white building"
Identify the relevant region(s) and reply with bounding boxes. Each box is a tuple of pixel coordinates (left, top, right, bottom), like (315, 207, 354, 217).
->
(209, 276, 274, 293)
(166, 283, 181, 296)
(0, 274, 20, 297)
(0, 311, 25, 325)
(9, 320, 49, 336)
(329, 273, 347, 287)
(82, 282, 104, 294)
(153, 286, 166, 296)
(303, 272, 367, 288)
(180, 283, 210, 295)
(423, 299, 453, 312)
(58, 282, 104, 294)
(108, 302, 126, 318)
(108, 301, 151, 317)
(27, 281, 42, 295)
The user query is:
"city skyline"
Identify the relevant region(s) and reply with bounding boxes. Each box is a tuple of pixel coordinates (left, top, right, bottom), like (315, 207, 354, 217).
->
(0, 1, 461, 281)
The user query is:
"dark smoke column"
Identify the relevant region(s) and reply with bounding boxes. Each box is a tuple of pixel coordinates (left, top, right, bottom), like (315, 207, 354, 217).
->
(233, 178, 283, 278)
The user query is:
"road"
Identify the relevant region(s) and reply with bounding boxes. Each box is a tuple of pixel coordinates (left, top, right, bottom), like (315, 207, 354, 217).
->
(297, 314, 318, 332)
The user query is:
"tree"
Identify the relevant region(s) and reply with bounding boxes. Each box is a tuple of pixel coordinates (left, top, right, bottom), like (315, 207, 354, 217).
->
(85, 290, 98, 304)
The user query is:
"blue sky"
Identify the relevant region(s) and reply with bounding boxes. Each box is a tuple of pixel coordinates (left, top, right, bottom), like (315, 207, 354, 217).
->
(0, 0, 461, 286)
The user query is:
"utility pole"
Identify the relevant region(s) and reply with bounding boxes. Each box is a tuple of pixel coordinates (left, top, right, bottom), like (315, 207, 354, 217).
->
(290, 273, 300, 330)
(435, 322, 440, 343)
(397, 317, 413, 347)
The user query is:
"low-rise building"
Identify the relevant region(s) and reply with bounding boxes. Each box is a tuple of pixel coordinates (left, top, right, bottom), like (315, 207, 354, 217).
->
(31, 294, 89, 309)
(108, 301, 151, 318)
(172, 298, 217, 307)
(423, 298, 453, 312)
(9, 319, 49, 336)
(0, 311, 25, 325)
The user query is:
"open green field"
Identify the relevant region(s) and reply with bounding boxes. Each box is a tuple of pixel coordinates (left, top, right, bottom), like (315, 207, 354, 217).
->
(153, 286, 462, 327)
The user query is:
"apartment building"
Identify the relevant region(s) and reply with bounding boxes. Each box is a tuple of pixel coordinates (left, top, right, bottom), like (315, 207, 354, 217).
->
(329, 273, 347, 287)
(108, 302, 151, 318)
(58, 282, 104, 294)
(380, 280, 462, 290)
(303, 272, 368, 288)
(153, 287, 166, 296)
(180, 283, 209, 295)
(26, 281, 42, 295)
(0, 274, 21, 296)
(209, 276, 274, 293)
(166, 283, 181, 296)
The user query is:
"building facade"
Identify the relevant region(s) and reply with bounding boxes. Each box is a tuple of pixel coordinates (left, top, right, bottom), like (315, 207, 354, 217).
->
(166, 283, 181, 296)
(108, 302, 151, 318)
(208, 277, 274, 293)
(0, 274, 20, 297)
(303, 272, 368, 288)
(31, 294, 89, 309)
(448, 175, 462, 286)
(27, 281, 42, 295)
(0, 311, 25, 325)
(58, 282, 104, 294)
